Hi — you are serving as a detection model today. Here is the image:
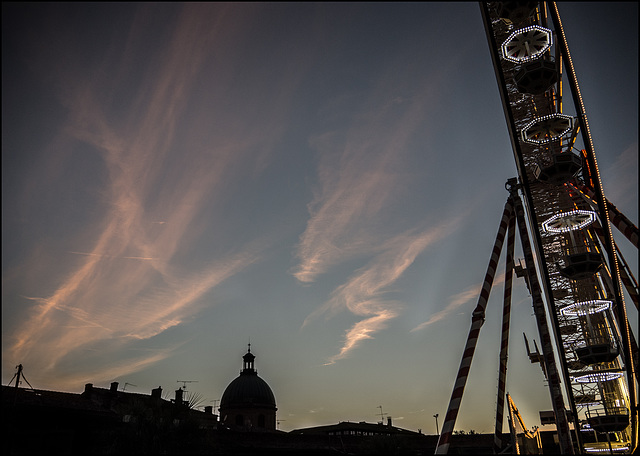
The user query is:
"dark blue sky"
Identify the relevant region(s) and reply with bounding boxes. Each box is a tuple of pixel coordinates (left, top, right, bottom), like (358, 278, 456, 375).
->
(2, 2, 637, 432)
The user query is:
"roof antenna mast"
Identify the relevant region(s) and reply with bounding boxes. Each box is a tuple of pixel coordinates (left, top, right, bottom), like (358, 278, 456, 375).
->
(9, 364, 34, 390)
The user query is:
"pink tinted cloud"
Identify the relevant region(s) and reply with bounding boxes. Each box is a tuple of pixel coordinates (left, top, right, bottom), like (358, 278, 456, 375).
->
(292, 41, 463, 285)
(36, 344, 181, 392)
(294, 66, 466, 362)
(308, 216, 464, 364)
(293, 83, 439, 284)
(7, 5, 290, 384)
(325, 309, 398, 365)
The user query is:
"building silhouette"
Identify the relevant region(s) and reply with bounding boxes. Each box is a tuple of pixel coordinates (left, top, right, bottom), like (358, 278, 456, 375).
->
(1, 381, 217, 454)
(219, 345, 277, 431)
(3, 352, 563, 454)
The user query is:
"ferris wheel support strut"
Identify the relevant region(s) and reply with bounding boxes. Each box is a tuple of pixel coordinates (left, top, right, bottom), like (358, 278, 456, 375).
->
(435, 182, 577, 454)
(509, 180, 574, 454)
(435, 200, 514, 454)
(494, 204, 516, 454)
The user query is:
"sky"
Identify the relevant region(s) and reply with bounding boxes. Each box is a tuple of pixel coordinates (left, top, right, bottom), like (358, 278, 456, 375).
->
(2, 2, 637, 434)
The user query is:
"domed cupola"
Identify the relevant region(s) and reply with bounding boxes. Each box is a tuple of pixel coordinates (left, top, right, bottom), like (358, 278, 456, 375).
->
(219, 345, 277, 431)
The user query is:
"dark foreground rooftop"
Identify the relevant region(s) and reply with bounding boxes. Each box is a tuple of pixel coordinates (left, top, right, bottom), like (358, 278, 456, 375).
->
(3, 384, 561, 455)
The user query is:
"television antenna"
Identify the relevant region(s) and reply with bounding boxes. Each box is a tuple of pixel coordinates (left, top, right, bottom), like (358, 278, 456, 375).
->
(9, 364, 33, 389)
(377, 405, 388, 422)
(123, 382, 137, 391)
(177, 380, 198, 389)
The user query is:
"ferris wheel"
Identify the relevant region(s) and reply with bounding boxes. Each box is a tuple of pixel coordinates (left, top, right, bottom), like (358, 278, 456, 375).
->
(435, 3, 638, 454)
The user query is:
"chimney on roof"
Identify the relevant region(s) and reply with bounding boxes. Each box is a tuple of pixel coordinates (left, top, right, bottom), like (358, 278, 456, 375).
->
(82, 383, 94, 399)
(387, 416, 392, 428)
(151, 386, 162, 399)
(174, 387, 184, 406)
(110, 382, 119, 393)
(204, 406, 213, 414)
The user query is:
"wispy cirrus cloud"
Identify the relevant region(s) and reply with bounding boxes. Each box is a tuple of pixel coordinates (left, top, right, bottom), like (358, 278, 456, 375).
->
(293, 59, 465, 362)
(292, 136, 403, 283)
(44, 346, 180, 392)
(10, 243, 262, 391)
(293, 87, 438, 283)
(411, 271, 506, 332)
(292, 29, 465, 286)
(306, 216, 464, 364)
(6, 4, 303, 387)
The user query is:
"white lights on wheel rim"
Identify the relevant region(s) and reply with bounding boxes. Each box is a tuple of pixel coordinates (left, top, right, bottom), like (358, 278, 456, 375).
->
(560, 300, 612, 316)
(573, 371, 624, 383)
(542, 210, 596, 233)
(521, 113, 574, 144)
(502, 25, 553, 63)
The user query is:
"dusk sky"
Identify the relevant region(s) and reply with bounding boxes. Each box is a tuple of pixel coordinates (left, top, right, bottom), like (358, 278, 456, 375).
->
(2, 2, 637, 434)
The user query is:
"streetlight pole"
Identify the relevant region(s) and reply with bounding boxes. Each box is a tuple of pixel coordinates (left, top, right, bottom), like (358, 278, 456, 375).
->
(434, 413, 439, 435)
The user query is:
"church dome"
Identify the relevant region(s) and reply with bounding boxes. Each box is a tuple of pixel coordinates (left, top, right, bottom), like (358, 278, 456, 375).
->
(220, 371, 276, 409)
(219, 345, 277, 413)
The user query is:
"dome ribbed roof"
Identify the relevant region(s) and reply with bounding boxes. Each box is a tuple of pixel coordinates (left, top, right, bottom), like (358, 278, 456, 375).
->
(220, 371, 276, 409)
(220, 346, 276, 410)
